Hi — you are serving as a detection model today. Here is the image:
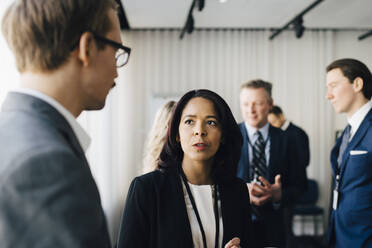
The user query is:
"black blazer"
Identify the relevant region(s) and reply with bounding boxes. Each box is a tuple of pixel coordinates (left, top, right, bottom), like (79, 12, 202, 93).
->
(236, 123, 307, 246)
(117, 169, 257, 248)
(285, 122, 310, 168)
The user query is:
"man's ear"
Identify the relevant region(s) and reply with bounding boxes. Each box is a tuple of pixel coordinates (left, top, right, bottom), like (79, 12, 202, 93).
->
(353, 77, 364, 93)
(268, 98, 274, 109)
(77, 32, 95, 67)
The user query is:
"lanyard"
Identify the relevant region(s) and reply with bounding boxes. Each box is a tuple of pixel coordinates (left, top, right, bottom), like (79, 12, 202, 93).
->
(181, 170, 219, 248)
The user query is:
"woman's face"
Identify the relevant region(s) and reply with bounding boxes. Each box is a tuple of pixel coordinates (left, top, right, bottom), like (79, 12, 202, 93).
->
(178, 97, 222, 165)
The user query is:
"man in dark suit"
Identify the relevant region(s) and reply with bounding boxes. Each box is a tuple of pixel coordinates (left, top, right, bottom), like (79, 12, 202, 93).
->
(268, 105, 310, 169)
(268, 105, 310, 245)
(236, 80, 307, 247)
(326, 58, 372, 247)
(0, 0, 130, 247)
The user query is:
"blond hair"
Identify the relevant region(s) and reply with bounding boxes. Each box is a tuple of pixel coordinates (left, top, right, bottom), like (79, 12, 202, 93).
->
(143, 101, 176, 173)
(1, 0, 117, 73)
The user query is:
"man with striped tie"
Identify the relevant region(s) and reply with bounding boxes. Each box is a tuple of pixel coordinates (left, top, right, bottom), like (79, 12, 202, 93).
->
(236, 79, 307, 248)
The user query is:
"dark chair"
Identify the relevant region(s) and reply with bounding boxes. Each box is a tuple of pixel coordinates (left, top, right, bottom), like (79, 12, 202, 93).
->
(293, 179, 325, 236)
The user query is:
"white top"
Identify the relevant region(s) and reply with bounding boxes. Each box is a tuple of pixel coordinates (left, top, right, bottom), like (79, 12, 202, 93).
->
(347, 100, 372, 140)
(12, 88, 91, 152)
(281, 120, 290, 131)
(182, 182, 223, 248)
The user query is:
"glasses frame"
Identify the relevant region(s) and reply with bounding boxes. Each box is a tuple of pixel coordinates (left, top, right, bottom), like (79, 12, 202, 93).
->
(71, 32, 131, 67)
(93, 33, 131, 67)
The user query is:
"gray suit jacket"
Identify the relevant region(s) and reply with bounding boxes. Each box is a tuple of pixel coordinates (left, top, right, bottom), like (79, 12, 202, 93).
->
(0, 93, 111, 248)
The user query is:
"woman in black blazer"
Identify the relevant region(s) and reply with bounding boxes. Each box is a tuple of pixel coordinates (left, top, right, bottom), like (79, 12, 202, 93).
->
(117, 89, 257, 248)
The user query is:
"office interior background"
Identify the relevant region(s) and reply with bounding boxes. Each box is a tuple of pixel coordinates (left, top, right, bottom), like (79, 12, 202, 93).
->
(1, 0, 372, 243)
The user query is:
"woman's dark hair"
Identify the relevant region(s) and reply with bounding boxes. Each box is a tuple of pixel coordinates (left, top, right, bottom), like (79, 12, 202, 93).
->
(158, 89, 243, 184)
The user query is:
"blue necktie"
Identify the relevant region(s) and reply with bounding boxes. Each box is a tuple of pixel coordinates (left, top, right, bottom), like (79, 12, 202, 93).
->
(337, 124, 351, 168)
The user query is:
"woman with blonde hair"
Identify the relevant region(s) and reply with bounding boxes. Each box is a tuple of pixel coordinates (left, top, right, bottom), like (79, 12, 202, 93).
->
(142, 100, 176, 173)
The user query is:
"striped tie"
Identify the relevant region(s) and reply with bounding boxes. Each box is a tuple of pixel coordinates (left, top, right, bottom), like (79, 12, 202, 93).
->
(337, 124, 351, 168)
(253, 131, 267, 180)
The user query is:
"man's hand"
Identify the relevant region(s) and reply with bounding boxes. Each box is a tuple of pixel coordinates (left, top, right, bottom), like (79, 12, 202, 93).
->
(247, 175, 282, 206)
(224, 237, 240, 248)
(247, 182, 271, 206)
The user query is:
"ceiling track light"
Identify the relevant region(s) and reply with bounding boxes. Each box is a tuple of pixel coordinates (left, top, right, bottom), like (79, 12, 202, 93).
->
(180, 0, 205, 39)
(198, 0, 205, 11)
(269, 0, 324, 40)
(358, 30, 372, 41)
(293, 16, 305, 38)
(186, 15, 195, 34)
(115, 0, 130, 30)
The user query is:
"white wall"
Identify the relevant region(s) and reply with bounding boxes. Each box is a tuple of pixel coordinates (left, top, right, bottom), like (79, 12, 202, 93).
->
(0, 0, 19, 103)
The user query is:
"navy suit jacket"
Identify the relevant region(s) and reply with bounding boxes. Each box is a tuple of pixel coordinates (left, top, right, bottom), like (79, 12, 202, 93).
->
(285, 122, 310, 168)
(117, 169, 258, 248)
(328, 108, 372, 247)
(0, 93, 111, 247)
(236, 123, 307, 246)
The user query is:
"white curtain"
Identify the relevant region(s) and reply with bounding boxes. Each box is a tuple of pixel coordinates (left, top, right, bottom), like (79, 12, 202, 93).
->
(82, 29, 371, 241)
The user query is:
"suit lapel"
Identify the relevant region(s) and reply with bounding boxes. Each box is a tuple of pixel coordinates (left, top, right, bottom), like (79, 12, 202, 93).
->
(238, 123, 251, 180)
(268, 126, 281, 182)
(331, 136, 342, 175)
(171, 169, 196, 247)
(339, 109, 372, 177)
(219, 183, 234, 245)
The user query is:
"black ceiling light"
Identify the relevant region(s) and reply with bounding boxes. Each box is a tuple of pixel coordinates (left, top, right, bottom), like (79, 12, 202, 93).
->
(198, 0, 205, 11)
(115, 0, 130, 30)
(358, 30, 372, 41)
(293, 16, 305, 38)
(269, 0, 324, 40)
(180, 0, 205, 39)
(186, 15, 195, 34)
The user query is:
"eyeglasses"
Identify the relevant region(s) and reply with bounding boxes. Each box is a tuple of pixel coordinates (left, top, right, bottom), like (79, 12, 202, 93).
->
(71, 32, 131, 68)
(93, 34, 131, 68)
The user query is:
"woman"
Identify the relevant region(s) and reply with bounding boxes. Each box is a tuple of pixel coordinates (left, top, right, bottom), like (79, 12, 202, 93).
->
(117, 89, 256, 248)
(142, 100, 176, 173)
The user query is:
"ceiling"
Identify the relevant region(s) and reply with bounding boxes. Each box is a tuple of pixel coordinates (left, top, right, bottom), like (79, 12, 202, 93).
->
(122, 0, 372, 30)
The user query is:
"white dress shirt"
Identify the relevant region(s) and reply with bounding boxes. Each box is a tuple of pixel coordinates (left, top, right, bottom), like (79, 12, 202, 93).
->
(281, 120, 290, 131)
(13, 88, 91, 152)
(347, 100, 372, 141)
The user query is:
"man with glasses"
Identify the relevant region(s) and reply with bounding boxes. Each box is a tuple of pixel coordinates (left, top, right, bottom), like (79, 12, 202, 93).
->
(0, 0, 130, 247)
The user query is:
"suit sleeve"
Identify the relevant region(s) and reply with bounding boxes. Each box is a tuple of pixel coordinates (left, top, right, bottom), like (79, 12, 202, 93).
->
(0, 148, 111, 248)
(117, 177, 152, 248)
(302, 131, 310, 167)
(281, 135, 307, 205)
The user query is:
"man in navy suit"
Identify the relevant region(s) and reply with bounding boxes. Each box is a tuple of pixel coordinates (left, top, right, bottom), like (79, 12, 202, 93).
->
(268, 105, 310, 169)
(237, 80, 306, 247)
(0, 0, 130, 247)
(326, 58, 372, 247)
